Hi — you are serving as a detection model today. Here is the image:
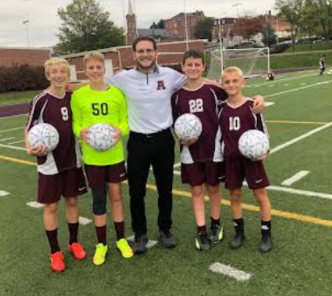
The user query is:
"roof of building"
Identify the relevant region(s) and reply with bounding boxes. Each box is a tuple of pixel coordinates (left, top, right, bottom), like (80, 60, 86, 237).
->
(169, 10, 204, 19)
(137, 29, 183, 39)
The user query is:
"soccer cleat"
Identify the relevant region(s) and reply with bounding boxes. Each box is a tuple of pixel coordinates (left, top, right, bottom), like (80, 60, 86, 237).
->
(68, 242, 87, 260)
(132, 233, 148, 254)
(195, 233, 211, 251)
(209, 225, 224, 243)
(230, 232, 246, 249)
(50, 251, 65, 272)
(116, 238, 134, 259)
(159, 230, 176, 249)
(259, 235, 272, 253)
(93, 243, 108, 266)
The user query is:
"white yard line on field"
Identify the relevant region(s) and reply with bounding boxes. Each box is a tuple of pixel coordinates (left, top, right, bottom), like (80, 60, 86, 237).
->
(8, 139, 25, 145)
(79, 216, 92, 225)
(127, 235, 158, 249)
(0, 143, 26, 151)
(281, 171, 310, 186)
(265, 80, 332, 99)
(0, 127, 24, 133)
(209, 263, 252, 281)
(0, 137, 15, 142)
(0, 114, 28, 121)
(270, 122, 332, 154)
(0, 190, 9, 197)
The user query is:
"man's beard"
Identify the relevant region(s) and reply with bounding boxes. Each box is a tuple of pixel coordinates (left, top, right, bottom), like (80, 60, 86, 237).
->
(136, 59, 156, 71)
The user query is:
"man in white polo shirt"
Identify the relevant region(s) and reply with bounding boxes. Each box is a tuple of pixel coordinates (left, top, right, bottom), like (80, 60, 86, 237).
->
(106, 36, 185, 254)
(106, 36, 265, 254)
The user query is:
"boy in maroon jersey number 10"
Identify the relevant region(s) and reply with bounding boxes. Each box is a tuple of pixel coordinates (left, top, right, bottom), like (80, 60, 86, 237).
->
(25, 58, 88, 272)
(218, 67, 272, 253)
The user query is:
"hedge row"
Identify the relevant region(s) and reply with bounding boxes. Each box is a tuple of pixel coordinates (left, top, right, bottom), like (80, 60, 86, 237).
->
(0, 64, 48, 93)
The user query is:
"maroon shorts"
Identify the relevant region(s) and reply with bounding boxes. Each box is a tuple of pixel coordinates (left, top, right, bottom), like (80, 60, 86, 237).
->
(38, 168, 87, 204)
(224, 157, 270, 190)
(181, 161, 225, 186)
(85, 161, 127, 189)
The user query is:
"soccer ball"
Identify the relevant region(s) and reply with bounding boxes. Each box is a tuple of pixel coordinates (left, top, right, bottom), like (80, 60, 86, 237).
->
(238, 130, 269, 161)
(28, 123, 59, 151)
(87, 123, 115, 151)
(174, 113, 202, 141)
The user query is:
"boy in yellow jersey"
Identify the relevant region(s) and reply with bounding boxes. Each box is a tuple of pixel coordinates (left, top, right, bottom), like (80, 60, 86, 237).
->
(71, 52, 133, 265)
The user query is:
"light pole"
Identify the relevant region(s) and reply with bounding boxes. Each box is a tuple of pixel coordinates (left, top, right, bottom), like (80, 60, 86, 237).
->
(184, 0, 189, 50)
(22, 19, 31, 47)
(232, 3, 242, 46)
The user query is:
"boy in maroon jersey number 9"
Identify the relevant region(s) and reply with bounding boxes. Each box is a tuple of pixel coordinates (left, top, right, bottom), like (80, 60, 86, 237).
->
(218, 66, 272, 253)
(25, 58, 87, 272)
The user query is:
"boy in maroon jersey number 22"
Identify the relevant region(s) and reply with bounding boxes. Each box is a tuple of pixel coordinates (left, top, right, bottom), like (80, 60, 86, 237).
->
(25, 58, 87, 272)
(218, 67, 272, 253)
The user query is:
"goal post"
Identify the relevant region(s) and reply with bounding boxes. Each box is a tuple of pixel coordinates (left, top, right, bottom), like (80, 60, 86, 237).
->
(206, 47, 271, 80)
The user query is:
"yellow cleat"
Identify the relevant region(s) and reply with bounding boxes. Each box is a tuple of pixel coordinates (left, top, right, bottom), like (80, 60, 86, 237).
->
(116, 238, 134, 259)
(93, 243, 108, 266)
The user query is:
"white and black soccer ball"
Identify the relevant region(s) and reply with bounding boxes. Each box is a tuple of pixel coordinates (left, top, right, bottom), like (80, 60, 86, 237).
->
(28, 123, 59, 151)
(87, 123, 115, 152)
(238, 130, 269, 161)
(174, 113, 202, 141)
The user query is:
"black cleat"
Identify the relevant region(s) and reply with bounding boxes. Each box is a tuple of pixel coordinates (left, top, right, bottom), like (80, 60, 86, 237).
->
(195, 233, 211, 251)
(230, 232, 246, 249)
(159, 230, 176, 249)
(132, 233, 148, 254)
(209, 225, 224, 244)
(259, 235, 272, 253)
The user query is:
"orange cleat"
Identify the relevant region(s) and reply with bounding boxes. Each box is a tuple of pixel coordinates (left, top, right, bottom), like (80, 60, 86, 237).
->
(68, 242, 87, 260)
(50, 251, 66, 272)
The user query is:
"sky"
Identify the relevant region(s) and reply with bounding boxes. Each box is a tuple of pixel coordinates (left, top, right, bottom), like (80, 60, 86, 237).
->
(0, 0, 276, 48)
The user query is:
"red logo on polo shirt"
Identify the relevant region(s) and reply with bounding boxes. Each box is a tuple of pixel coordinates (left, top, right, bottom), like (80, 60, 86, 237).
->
(157, 80, 166, 90)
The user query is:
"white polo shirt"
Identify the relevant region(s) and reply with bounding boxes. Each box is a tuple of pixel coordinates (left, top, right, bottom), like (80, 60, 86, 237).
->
(105, 66, 186, 134)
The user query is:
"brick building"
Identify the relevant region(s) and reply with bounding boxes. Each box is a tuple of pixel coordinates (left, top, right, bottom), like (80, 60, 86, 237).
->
(0, 48, 51, 67)
(62, 40, 205, 81)
(164, 11, 205, 40)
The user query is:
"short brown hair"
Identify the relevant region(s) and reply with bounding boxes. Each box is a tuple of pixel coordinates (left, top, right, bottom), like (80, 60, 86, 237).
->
(182, 49, 205, 65)
(132, 36, 157, 51)
(83, 51, 105, 68)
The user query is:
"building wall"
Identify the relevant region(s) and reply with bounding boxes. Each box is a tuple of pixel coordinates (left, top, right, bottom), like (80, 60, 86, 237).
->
(0, 48, 51, 67)
(164, 13, 205, 40)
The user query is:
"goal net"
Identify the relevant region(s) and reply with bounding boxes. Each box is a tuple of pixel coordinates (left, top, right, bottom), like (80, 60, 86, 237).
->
(206, 47, 270, 80)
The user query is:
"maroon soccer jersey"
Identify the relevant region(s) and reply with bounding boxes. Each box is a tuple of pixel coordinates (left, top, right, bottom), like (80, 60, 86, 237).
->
(218, 98, 268, 158)
(26, 91, 80, 175)
(171, 83, 228, 163)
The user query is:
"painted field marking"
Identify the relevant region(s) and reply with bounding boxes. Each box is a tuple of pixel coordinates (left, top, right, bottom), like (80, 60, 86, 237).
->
(8, 139, 25, 145)
(265, 80, 332, 99)
(0, 114, 28, 120)
(0, 137, 15, 142)
(0, 190, 9, 197)
(0, 143, 27, 151)
(282, 171, 310, 186)
(0, 127, 24, 133)
(27, 201, 44, 208)
(265, 102, 275, 107)
(127, 235, 158, 249)
(270, 122, 332, 154)
(266, 120, 327, 125)
(173, 162, 181, 168)
(79, 216, 92, 225)
(2, 155, 332, 228)
(209, 263, 252, 281)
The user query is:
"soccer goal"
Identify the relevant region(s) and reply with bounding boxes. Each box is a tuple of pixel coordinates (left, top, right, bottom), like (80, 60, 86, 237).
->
(206, 47, 270, 81)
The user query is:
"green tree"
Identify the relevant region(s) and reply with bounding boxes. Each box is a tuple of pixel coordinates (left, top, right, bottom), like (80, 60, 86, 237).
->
(262, 24, 277, 46)
(312, 0, 332, 41)
(194, 17, 214, 41)
(150, 19, 165, 29)
(275, 0, 305, 50)
(57, 0, 125, 54)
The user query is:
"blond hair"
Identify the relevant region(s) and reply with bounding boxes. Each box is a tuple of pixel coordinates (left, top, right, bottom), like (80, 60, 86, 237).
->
(222, 66, 244, 80)
(83, 51, 105, 67)
(44, 57, 70, 75)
